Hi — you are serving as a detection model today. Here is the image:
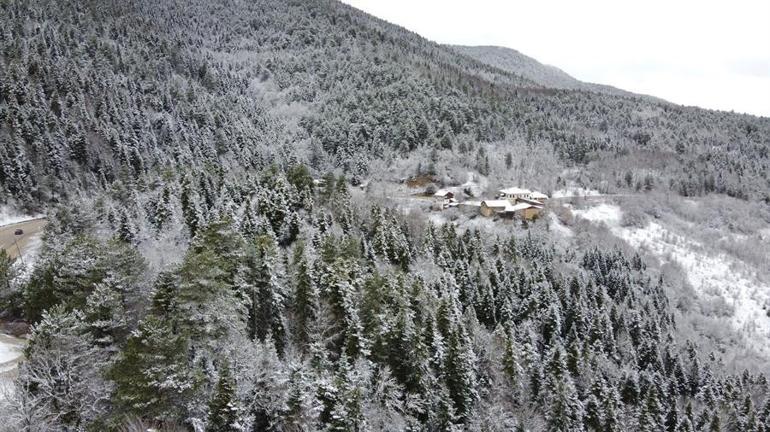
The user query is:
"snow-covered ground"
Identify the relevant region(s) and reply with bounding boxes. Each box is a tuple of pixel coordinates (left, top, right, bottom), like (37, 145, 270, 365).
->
(17, 234, 43, 276)
(427, 213, 448, 225)
(552, 187, 601, 199)
(0, 334, 25, 405)
(572, 203, 621, 223)
(574, 203, 770, 355)
(0, 206, 42, 227)
(460, 172, 486, 198)
(548, 212, 573, 237)
(0, 335, 23, 373)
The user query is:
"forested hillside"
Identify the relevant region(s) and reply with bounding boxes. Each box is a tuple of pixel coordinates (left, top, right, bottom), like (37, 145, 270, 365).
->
(1, 0, 770, 431)
(2, 0, 769, 206)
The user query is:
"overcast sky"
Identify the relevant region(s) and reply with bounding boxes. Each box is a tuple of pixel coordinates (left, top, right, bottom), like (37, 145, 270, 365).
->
(341, 0, 770, 117)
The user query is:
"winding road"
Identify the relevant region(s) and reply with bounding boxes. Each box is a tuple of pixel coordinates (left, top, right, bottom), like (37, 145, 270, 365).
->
(0, 217, 45, 402)
(0, 218, 46, 260)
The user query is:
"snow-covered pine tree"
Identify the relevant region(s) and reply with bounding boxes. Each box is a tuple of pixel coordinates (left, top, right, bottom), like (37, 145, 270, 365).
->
(206, 361, 241, 432)
(110, 314, 199, 422)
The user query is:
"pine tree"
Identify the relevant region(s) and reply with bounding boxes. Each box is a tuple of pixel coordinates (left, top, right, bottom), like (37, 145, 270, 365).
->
(637, 387, 664, 432)
(242, 235, 287, 354)
(176, 221, 246, 342)
(24, 235, 103, 320)
(181, 176, 203, 237)
(602, 383, 624, 432)
(249, 340, 288, 432)
(501, 327, 524, 405)
(284, 365, 320, 432)
(83, 282, 128, 351)
(322, 356, 366, 432)
(387, 306, 427, 394)
(151, 185, 173, 232)
(207, 361, 240, 432)
(292, 241, 319, 351)
(425, 379, 459, 431)
(444, 324, 478, 423)
(110, 315, 199, 422)
(708, 412, 722, 432)
(116, 208, 136, 244)
(665, 403, 680, 432)
(675, 418, 695, 432)
(584, 393, 603, 431)
(759, 399, 770, 431)
(151, 270, 180, 316)
(0, 249, 19, 314)
(544, 375, 585, 432)
(315, 257, 366, 360)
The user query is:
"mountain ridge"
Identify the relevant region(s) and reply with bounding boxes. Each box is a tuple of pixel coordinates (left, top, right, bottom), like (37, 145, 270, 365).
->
(449, 44, 651, 99)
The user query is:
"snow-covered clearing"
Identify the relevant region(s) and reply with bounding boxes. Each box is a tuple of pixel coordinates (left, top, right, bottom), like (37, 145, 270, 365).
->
(460, 172, 486, 197)
(572, 203, 621, 224)
(427, 213, 447, 225)
(548, 213, 573, 237)
(552, 187, 601, 199)
(0, 207, 42, 227)
(574, 203, 770, 354)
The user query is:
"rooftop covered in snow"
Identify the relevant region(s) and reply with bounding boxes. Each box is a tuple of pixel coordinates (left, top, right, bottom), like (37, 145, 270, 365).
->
(481, 199, 511, 208)
(500, 202, 535, 213)
(433, 189, 455, 197)
(499, 187, 531, 195)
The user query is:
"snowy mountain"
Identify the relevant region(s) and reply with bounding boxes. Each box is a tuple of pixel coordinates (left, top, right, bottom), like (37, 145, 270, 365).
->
(450, 44, 641, 97)
(1, 0, 770, 430)
(451, 45, 584, 89)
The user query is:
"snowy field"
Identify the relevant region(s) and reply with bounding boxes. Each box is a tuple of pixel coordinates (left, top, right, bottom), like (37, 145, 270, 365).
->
(573, 203, 770, 355)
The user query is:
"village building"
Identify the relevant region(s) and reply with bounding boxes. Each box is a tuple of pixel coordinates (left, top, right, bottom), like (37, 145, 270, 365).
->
(529, 191, 549, 202)
(480, 199, 510, 217)
(518, 196, 546, 206)
(498, 187, 532, 203)
(495, 202, 544, 220)
(479, 186, 548, 220)
(432, 189, 457, 210)
(517, 203, 544, 220)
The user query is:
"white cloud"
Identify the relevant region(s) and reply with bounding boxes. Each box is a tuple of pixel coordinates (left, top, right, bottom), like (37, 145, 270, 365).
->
(341, 0, 770, 117)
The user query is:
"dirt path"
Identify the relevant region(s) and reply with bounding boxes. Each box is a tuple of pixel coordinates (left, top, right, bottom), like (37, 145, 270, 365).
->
(0, 218, 47, 260)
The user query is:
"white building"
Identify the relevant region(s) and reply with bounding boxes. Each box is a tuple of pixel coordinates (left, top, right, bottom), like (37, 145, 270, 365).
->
(432, 189, 457, 210)
(529, 191, 549, 202)
(498, 187, 532, 202)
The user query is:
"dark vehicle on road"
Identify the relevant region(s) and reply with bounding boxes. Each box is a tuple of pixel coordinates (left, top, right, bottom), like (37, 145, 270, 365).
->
(14, 229, 23, 235)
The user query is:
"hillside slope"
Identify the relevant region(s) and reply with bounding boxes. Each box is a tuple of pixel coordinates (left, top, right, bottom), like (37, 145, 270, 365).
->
(1, 1, 770, 430)
(1, 0, 769, 209)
